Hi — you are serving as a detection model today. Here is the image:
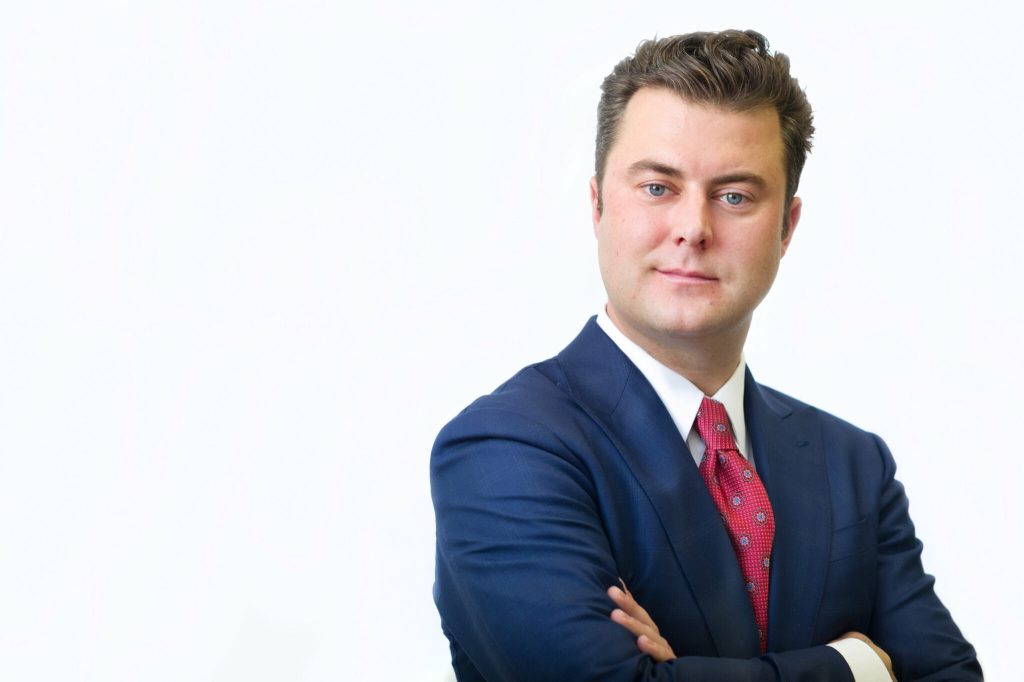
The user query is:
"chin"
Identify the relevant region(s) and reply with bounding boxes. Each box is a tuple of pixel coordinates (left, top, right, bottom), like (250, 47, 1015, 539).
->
(643, 319, 716, 340)
(652, 313, 743, 341)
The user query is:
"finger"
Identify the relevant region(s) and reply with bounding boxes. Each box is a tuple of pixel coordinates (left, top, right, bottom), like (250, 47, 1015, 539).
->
(610, 608, 657, 640)
(638, 634, 675, 663)
(607, 586, 635, 613)
(607, 586, 658, 631)
(610, 604, 677, 662)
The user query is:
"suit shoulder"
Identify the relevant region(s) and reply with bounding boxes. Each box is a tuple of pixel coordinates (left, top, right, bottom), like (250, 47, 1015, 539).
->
(433, 356, 584, 445)
(757, 383, 881, 441)
(756, 383, 897, 481)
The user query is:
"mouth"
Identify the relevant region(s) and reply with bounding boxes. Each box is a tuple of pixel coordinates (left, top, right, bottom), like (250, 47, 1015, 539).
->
(655, 268, 717, 283)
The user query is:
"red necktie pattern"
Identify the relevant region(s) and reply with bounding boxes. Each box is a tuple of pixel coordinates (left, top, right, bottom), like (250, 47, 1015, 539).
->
(695, 397, 774, 654)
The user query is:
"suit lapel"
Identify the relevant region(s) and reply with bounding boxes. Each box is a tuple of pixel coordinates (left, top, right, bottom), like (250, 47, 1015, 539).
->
(744, 373, 832, 652)
(557, 320, 760, 657)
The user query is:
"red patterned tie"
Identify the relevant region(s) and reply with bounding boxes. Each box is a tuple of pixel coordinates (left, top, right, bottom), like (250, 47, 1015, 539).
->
(695, 397, 774, 654)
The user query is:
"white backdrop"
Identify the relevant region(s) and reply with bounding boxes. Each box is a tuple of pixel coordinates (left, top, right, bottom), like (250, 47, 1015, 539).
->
(1, 1, 1020, 680)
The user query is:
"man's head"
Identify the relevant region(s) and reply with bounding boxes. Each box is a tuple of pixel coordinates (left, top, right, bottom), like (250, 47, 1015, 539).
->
(589, 31, 814, 373)
(594, 30, 813, 235)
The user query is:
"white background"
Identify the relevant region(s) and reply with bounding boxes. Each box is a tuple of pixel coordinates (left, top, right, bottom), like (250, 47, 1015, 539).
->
(1, 1, 1020, 680)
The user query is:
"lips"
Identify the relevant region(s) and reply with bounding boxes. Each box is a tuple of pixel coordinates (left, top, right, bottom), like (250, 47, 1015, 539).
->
(656, 268, 717, 282)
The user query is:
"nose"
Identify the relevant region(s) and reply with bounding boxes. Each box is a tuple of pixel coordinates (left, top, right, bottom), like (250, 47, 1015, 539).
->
(671, 194, 713, 248)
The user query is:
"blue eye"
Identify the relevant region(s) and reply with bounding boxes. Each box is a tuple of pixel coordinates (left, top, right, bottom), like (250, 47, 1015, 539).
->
(645, 184, 667, 197)
(722, 192, 745, 206)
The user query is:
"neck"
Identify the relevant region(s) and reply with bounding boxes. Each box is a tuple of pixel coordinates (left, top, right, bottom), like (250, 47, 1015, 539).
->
(606, 309, 748, 396)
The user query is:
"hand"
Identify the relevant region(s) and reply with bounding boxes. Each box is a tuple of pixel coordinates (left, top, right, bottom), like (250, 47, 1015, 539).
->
(834, 631, 896, 681)
(607, 582, 677, 662)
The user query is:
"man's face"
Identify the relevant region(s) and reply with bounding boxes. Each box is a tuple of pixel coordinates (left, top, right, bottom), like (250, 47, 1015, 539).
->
(591, 87, 801, 351)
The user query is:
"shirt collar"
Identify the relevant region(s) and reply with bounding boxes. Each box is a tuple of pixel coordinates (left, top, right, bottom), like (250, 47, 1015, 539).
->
(595, 308, 748, 457)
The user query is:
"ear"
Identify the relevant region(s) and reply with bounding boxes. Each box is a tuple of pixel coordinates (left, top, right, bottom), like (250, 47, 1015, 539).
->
(589, 176, 602, 235)
(781, 196, 801, 257)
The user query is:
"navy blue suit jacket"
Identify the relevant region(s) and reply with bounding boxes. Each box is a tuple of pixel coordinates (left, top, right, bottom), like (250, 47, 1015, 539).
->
(431, 319, 980, 681)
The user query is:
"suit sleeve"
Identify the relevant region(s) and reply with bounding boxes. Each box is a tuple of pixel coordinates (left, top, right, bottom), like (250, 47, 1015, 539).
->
(866, 435, 982, 681)
(431, 406, 854, 682)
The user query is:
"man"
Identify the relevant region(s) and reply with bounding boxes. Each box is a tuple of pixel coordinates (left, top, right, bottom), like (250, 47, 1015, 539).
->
(431, 30, 980, 681)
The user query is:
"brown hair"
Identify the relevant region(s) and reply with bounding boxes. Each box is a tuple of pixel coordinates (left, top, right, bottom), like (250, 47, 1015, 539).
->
(595, 30, 814, 229)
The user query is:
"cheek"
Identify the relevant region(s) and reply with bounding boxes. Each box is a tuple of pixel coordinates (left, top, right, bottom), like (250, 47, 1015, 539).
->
(729, 222, 784, 263)
(746, 244, 784, 288)
(612, 213, 666, 255)
(600, 222, 650, 261)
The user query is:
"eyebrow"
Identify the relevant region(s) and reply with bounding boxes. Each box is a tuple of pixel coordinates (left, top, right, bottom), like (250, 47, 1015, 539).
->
(626, 160, 768, 190)
(711, 172, 768, 190)
(627, 159, 682, 178)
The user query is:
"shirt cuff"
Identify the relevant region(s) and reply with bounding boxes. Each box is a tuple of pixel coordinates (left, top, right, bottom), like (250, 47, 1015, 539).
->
(827, 638, 891, 682)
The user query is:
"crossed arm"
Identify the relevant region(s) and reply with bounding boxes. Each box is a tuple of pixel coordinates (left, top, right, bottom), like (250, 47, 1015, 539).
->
(435, 408, 861, 680)
(433, 406, 980, 681)
(607, 584, 895, 681)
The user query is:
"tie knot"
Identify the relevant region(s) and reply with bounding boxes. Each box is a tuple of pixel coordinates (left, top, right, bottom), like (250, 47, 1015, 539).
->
(695, 397, 737, 453)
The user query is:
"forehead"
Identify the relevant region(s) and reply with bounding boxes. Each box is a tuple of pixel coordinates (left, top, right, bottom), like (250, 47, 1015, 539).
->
(608, 87, 785, 181)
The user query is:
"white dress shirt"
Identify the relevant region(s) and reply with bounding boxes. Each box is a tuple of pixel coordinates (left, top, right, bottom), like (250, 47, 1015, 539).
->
(596, 310, 751, 467)
(595, 309, 891, 682)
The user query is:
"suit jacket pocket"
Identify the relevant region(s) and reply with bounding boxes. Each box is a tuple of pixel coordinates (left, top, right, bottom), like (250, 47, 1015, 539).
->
(829, 516, 875, 562)
(818, 517, 878, 637)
